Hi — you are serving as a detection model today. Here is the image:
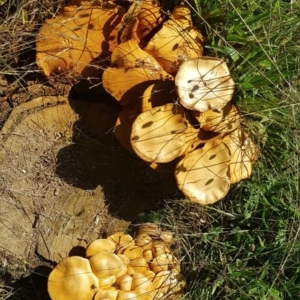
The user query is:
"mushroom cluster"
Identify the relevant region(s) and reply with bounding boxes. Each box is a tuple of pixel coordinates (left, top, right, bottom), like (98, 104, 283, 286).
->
(47, 224, 185, 300)
(101, 4, 259, 205)
(36, 0, 259, 205)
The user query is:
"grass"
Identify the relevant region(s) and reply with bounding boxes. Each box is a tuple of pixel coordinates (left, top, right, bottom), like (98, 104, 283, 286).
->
(0, 0, 66, 76)
(0, 0, 300, 299)
(0, 0, 68, 126)
(134, 0, 300, 299)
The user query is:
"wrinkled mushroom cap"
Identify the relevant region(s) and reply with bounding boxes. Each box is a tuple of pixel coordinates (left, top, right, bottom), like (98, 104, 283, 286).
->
(86, 239, 116, 257)
(159, 231, 174, 245)
(151, 240, 171, 257)
(135, 223, 161, 237)
(144, 3, 204, 74)
(150, 253, 175, 273)
(131, 273, 154, 292)
(107, 232, 135, 251)
(116, 290, 138, 300)
(175, 139, 231, 205)
(94, 287, 119, 300)
(131, 103, 187, 163)
(197, 103, 241, 133)
(122, 245, 144, 261)
(172, 3, 193, 27)
(136, 0, 163, 40)
(99, 275, 117, 289)
(116, 254, 130, 278)
(130, 257, 149, 274)
(102, 40, 173, 105)
(36, 2, 125, 76)
(116, 274, 133, 291)
(223, 128, 259, 183)
(152, 270, 176, 295)
(114, 106, 141, 153)
(134, 234, 152, 251)
(48, 256, 99, 300)
(143, 249, 153, 262)
(175, 57, 235, 112)
(89, 252, 124, 278)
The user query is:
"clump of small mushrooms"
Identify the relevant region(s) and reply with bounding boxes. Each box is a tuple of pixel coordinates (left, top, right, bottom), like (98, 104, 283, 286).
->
(48, 224, 185, 300)
(36, 1, 259, 205)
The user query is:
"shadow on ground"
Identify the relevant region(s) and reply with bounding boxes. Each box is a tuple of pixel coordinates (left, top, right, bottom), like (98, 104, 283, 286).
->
(55, 81, 180, 221)
(0, 81, 181, 299)
(5, 266, 52, 300)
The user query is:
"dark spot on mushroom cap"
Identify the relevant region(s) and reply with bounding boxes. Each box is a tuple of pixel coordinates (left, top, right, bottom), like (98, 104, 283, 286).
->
(189, 93, 194, 99)
(209, 154, 216, 160)
(172, 43, 179, 51)
(205, 178, 214, 186)
(79, 13, 90, 18)
(142, 121, 153, 128)
(191, 85, 199, 92)
(132, 135, 139, 141)
(88, 24, 94, 29)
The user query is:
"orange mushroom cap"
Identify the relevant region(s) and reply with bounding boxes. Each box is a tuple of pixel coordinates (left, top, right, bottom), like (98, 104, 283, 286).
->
(175, 57, 235, 112)
(134, 234, 152, 251)
(107, 232, 135, 251)
(47, 256, 99, 300)
(36, 1, 125, 76)
(197, 103, 241, 133)
(130, 257, 149, 274)
(122, 245, 144, 261)
(86, 239, 116, 258)
(223, 128, 259, 184)
(144, 3, 204, 74)
(102, 40, 173, 105)
(94, 287, 119, 300)
(150, 253, 176, 273)
(175, 139, 231, 205)
(89, 252, 124, 278)
(114, 106, 141, 153)
(130, 103, 187, 163)
(136, 0, 163, 40)
(116, 274, 133, 291)
(135, 223, 160, 237)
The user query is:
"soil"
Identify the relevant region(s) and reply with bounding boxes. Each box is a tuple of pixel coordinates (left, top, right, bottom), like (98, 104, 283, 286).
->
(0, 75, 180, 282)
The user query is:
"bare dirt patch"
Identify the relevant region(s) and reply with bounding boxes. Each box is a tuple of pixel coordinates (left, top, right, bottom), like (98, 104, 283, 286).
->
(0, 86, 179, 277)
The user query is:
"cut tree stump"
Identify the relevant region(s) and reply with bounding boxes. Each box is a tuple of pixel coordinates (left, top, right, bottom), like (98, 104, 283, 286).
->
(0, 95, 176, 268)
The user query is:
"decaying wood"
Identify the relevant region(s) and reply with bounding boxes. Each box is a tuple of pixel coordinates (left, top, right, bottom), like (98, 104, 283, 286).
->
(0, 95, 176, 266)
